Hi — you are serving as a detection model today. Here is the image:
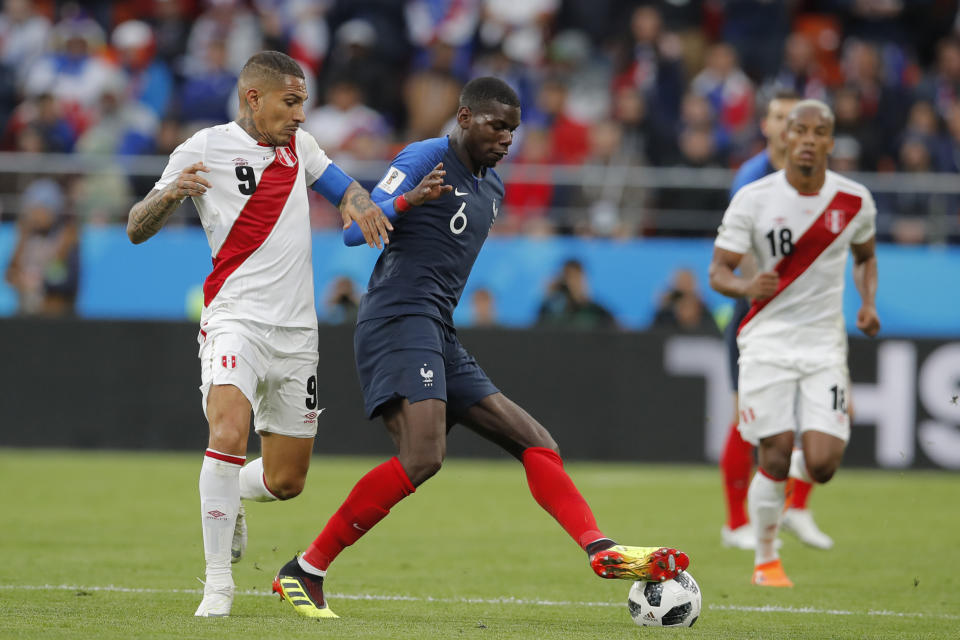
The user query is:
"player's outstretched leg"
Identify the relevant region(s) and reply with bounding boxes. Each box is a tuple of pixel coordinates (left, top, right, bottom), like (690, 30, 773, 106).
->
(273, 555, 338, 619)
(274, 457, 416, 618)
(521, 446, 690, 582)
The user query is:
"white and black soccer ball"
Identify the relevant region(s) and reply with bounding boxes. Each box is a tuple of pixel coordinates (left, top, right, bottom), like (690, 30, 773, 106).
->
(627, 572, 701, 627)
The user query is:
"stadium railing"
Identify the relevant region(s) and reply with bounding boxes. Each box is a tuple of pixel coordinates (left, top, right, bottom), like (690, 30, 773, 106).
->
(0, 152, 957, 241)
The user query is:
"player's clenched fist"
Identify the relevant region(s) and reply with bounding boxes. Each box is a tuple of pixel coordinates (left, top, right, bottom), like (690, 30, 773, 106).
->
(405, 162, 453, 206)
(745, 271, 779, 299)
(856, 305, 880, 337)
(166, 162, 212, 201)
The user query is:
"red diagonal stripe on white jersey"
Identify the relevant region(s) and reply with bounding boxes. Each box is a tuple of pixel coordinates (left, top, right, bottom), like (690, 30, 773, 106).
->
(204, 137, 299, 306)
(738, 190, 862, 334)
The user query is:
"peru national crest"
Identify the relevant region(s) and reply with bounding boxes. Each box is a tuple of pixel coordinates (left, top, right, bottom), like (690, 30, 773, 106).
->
(825, 208, 846, 234)
(275, 145, 297, 167)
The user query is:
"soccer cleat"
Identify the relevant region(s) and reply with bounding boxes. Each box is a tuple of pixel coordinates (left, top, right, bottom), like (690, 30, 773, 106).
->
(272, 556, 339, 619)
(590, 545, 689, 582)
(231, 503, 247, 564)
(781, 508, 834, 549)
(721, 524, 756, 549)
(194, 577, 234, 617)
(751, 559, 793, 587)
(721, 524, 782, 550)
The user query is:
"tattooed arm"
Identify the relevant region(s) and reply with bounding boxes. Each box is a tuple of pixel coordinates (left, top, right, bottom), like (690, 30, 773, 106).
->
(339, 181, 391, 249)
(127, 162, 211, 244)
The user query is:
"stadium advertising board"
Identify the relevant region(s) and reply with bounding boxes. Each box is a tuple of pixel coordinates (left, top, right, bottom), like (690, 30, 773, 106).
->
(663, 335, 960, 470)
(0, 320, 956, 469)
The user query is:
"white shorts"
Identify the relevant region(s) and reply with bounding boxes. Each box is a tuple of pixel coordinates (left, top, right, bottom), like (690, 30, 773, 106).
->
(736, 361, 850, 446)
(198, 319, 321, 438)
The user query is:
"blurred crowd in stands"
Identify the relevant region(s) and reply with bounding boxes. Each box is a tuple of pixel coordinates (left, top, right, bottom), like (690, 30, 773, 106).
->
(2, 0, 960, 245)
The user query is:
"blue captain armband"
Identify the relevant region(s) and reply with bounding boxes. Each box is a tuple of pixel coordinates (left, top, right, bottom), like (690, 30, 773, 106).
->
(343, 195, 402, 246)
(310, 162, 354, 206)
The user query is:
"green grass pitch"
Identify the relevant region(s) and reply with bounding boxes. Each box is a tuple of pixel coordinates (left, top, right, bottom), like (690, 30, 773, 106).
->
(0, 449, 957, 639)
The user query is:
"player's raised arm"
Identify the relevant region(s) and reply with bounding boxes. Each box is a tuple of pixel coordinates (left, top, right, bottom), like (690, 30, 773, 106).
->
(343, 162, 452, 247)
(127, 162, 210, 244)
(851, 237, 880, 337)
(399, 162, 453, 206)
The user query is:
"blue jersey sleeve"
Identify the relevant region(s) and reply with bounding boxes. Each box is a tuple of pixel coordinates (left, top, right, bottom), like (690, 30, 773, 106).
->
(729, 150, 771, 201)
(309, 162, 354, 206)
(343, 137, 448, 246)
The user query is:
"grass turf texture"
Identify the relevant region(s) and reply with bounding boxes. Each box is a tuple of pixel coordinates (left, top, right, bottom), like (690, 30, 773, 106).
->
(0, 450, 957, 639)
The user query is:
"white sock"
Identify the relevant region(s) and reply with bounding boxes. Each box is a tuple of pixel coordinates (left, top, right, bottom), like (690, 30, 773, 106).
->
(298, 554, 326, 577)
(239, 457, 278, 502)
(748, 471, 786, 566)
(199, 449, 244, 583)
(788, 448, 811, 485)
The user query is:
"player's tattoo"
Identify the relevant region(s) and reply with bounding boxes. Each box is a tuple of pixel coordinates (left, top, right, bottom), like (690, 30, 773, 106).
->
(235, 111, 263, 144)
(342, 182, 378, 215)
(127, 189, 181, 244)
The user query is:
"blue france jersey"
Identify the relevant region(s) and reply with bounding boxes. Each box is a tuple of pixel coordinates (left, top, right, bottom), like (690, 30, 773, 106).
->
(358, 136, 503, 326)
(730, 149, 774, 200)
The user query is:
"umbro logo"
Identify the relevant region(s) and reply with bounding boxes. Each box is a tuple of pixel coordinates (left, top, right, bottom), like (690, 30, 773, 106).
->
(303, 409, 324, 424)
(232, 157, 248, 167)
(454, 188, 468, 196)
(206, 509, 227, 519)
(420, 365, 434, 387)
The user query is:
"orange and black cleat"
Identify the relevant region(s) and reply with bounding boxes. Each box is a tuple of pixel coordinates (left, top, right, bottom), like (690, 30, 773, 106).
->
(590, 545, 690, 582)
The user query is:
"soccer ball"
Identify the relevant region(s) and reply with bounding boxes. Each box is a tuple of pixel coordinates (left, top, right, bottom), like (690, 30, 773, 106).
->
(627, 572, 701, 627)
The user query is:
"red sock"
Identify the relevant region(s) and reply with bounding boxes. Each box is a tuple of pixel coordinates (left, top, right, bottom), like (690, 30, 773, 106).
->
(720, 420, 753, 529)
(522, 447, 605, 550)
(790, 479, 813, 509)
(302, 457, 415, 571)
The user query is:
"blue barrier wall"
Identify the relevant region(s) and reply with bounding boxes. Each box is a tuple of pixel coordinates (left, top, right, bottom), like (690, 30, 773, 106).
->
(1, 224, 958, 335)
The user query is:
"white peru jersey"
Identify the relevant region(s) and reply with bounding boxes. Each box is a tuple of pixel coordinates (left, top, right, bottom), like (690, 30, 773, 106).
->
(155, 122, 333, 329)
(715, 170, 876, 368)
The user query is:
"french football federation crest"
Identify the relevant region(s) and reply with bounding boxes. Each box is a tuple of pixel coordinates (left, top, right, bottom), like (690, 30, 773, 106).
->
(420, 365, 434, 387)
(275, 146, 297, 167)
(825, 209, 846, 234)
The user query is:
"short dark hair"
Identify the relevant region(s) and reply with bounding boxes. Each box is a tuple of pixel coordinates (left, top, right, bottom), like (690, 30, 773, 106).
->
(460, 77, 520, 113)
(771, 88, 801, 103)
(239, 51, 304, 83)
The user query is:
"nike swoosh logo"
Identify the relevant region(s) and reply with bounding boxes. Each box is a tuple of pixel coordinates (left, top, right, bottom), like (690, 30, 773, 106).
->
(352, 523, 368, 532)
(454, 188, 467, 196)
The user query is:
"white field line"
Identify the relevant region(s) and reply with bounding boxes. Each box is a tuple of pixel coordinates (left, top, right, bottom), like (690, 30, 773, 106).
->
(0, 584, 957, 621)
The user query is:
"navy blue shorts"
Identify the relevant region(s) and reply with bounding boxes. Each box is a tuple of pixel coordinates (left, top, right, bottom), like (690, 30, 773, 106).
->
(724, 298, 751, 392)
(354, 314, 500, 419)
